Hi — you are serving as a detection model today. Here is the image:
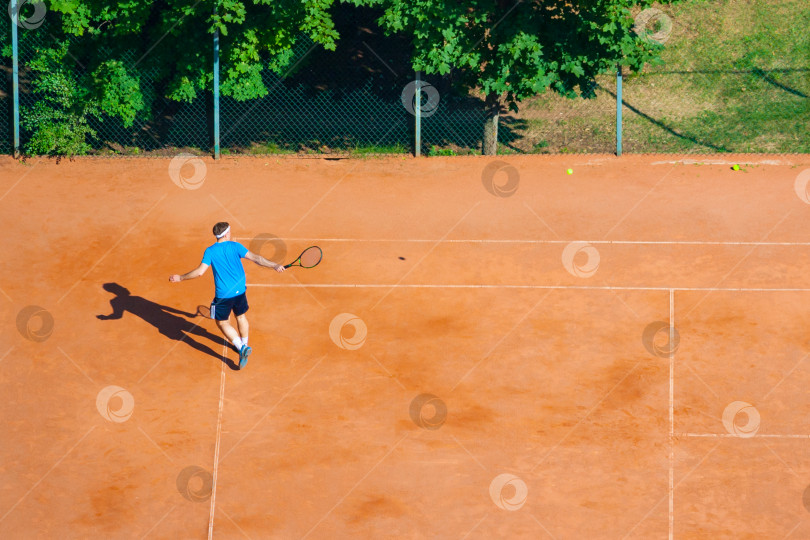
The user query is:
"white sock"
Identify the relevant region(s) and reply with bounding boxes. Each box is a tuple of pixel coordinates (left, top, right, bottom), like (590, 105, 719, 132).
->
(242, 337, 248, 346)
(232, 337, 244, 349)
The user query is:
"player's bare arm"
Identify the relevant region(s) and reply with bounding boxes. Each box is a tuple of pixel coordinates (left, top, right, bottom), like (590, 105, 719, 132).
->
(169, 263, 209, 282)
(245, 251, 285, 273)
(97, 302, 124, 320)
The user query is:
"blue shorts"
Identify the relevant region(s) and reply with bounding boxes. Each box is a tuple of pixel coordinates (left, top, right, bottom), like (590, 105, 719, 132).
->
(210, 293, 249, 321)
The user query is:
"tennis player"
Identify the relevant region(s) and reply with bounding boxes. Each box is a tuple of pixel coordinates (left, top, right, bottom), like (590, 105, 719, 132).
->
(169, 222, 284, 369)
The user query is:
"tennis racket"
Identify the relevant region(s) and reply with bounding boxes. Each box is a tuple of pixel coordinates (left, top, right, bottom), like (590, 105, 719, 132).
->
(285, 246, 322, 269)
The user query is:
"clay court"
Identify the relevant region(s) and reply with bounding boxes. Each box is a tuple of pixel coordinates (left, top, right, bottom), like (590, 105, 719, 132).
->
(2, 154, 810, 538)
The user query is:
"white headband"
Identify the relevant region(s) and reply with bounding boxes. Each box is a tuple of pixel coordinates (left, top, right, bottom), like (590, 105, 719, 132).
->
(215, 225, 230, 239)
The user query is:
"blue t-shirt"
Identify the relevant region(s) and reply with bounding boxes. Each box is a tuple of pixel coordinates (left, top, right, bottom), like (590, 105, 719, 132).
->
(201, 241, 249, 299)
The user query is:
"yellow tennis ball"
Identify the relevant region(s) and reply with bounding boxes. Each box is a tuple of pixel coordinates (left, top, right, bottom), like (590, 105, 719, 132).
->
(732, 164, 740, 171)
(566, 168, 573, 175)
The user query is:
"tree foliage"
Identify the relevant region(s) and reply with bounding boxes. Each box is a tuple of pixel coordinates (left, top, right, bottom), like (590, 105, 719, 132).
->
(356, 0, 673, 106)
(10, 0, 683, 155)
(47, 0, 339, 102)
(350, 0, 679, 152)
(15, 0, 340, 154)
(20, 41, 98, 156)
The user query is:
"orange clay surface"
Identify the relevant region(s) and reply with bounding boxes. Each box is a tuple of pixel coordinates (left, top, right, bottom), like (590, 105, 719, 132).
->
(2, 154, 810, 539)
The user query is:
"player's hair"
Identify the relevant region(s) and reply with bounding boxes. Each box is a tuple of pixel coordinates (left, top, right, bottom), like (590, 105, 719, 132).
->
(212, 222, 230, 237)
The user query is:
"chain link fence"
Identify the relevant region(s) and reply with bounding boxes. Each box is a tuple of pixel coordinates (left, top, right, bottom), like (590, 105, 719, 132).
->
(497, 76, 618, 155)
(1, 2, 807, 157)
(219, 36, 412, 155)
(0, 22, 10, 154)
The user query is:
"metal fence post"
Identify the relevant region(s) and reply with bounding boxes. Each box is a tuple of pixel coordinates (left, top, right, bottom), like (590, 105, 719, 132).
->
(11, 6, 20, 157)
(616, 66, 622, 157)
(213, 23, 221, 159)
(415, 70, 421, 157)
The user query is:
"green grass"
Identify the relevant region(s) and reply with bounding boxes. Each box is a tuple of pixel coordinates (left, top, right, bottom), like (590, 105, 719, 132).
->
(245, 142, 297, 155)
(618, 0, 810, 153)
(349, 143, 409, 156)
(503, 0, 809, 154)
(237, 141, 410, 156)
(428, 145, 457, 156)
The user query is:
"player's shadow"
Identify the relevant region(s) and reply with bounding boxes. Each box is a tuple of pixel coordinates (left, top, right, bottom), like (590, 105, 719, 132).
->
(97, 282, 238, 370)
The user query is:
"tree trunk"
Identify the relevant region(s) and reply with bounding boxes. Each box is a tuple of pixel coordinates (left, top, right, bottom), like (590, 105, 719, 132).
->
(482, 93, 500, 155)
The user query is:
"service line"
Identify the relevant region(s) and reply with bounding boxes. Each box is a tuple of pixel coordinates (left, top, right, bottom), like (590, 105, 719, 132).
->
(248, 284, 810, 292)
(236, 237, 810, 246)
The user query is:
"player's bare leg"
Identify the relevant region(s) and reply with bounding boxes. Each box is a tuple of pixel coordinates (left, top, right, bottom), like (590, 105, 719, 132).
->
(217, 318, 251, 369)
(222, 314, 251, 369)
(216, 319, 241, 350)
(235, 313, 249, 346)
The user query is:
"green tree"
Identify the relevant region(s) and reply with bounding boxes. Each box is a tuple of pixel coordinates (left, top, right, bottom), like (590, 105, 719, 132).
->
(20, 42, 99, 156)
(352, 0, 675, 154)
(16, 37, 147, 155)
(18, 0, 340, 154)
(48, 0, 339, 102)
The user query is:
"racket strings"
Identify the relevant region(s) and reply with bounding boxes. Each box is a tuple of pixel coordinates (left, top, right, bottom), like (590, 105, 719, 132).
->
(298, 246, 323, 268)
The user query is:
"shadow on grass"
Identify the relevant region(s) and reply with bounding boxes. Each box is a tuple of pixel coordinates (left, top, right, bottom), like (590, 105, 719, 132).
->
(751, 68, 808, 99)
(599, 86, 730, 152)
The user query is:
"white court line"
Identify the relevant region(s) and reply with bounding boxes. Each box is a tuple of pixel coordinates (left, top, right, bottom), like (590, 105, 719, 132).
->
(208, 346, 228, 540)
(248, 284, 810, 292)
(236, 237, 810, 246)
(669, 289, 674, 540)
(651, 158, 792, 166)
(681, 433, 810, 439)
